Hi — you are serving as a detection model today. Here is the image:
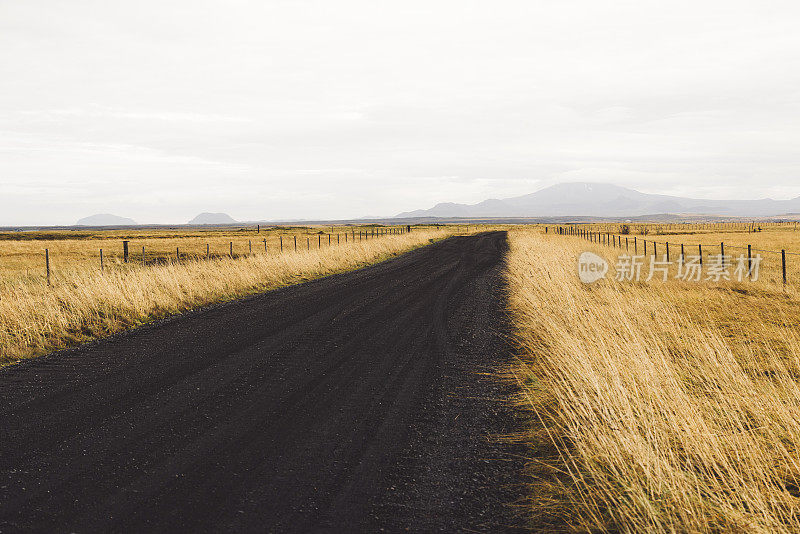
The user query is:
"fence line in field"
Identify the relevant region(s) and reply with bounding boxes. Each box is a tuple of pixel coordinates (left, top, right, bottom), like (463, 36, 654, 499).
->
(555, 220, 799, 234)
(38, 225, 414, 282)
(549, 224, 795, 284)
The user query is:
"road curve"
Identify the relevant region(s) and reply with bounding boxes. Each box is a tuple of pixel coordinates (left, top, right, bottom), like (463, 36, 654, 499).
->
(0, 231, 524, 533)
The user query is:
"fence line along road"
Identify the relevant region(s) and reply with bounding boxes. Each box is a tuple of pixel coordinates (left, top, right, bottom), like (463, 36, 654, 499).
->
(549, 224, 794, 285)
(36, 225, 415, 283)
(548, 220, 800, 234)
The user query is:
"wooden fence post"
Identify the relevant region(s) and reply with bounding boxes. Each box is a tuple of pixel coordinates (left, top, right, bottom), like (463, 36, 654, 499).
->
(264, 239, 267, 252)
(666, 242, 669, 262)
(176, 247, 180, 264)
(100, 248, 104, 272)
(748, 244, 752, 274)
(45, 248, 50, 285)
(249, 240, 252, 255)
(782, 249, 787, 284)
(206, 244, 210, 259)
(123, 240, 129, 263)
(142, 246, 145, 264)
(230, 241, 233, 257)
(699, 244, 703, 266)
(294, 235, 297, 252)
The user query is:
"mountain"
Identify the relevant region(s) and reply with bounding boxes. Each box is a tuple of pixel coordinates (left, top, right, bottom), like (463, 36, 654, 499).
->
(188, 212, 237, 225)
(76, 214, 137, 226)
(395, 183, 800, 218)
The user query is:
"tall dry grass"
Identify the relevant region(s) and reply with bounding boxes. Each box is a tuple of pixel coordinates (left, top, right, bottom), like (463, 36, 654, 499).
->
(570, 222, 800, 285)
(0, 226, 450, 281)
(0, 229, 452, 365)
(507, 228, 800, 533)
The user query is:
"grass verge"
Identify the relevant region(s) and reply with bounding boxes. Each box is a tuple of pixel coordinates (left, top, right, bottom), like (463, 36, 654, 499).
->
(506, 228, 800, 533)
(0, 229, 453, 365)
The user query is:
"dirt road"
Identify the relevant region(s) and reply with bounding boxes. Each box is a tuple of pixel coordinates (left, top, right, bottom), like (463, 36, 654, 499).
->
(0, 232, 524, 532)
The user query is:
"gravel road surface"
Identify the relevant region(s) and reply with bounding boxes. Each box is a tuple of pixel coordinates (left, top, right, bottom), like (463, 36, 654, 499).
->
(0, 231, 525, 533)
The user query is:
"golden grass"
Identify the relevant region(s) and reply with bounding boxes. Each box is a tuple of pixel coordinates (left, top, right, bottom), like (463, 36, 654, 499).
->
(579, 221, 798, 237)
(506, 227, 800, 533)
(0, 225, 453, 281)
(564, 222, 800, 287)
(0, 227, 458, 365)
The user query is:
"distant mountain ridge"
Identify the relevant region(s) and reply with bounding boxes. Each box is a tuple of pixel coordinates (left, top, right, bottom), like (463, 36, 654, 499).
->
(189, 212, 237, 225)
(76, 214, 137, 226)
(394, 183, 800, 218)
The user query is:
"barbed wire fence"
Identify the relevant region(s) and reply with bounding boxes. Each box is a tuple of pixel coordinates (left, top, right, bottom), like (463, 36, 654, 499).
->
(36, 225, 417, 285)
(549, 223, 797, 284)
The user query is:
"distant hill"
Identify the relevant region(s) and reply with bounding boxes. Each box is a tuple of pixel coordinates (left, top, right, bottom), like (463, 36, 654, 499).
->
(76, 214, 137, 226)
(188, 212, 237, 225)
(395, 182, 800, 218)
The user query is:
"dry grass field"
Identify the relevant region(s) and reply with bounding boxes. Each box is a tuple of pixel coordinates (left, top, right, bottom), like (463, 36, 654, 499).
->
(0, 225, 460, 365)
(561, 222, 800, 286)
(0, 225, 456, 282)
(507, 224, 800, 532)
(9, 218, 800, 531)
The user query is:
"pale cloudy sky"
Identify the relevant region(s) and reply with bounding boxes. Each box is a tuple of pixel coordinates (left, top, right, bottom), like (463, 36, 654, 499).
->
(2, 0, 800, 224)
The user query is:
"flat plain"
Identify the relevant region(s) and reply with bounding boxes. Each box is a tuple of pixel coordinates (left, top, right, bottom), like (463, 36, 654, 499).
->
(5, 221, 800, 532)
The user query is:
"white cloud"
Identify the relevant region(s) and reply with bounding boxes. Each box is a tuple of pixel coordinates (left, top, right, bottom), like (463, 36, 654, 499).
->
(1, 0, 800, 224)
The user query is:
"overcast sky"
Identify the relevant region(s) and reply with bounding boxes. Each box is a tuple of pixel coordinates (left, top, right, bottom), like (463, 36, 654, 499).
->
(2, 0, 800, 224)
